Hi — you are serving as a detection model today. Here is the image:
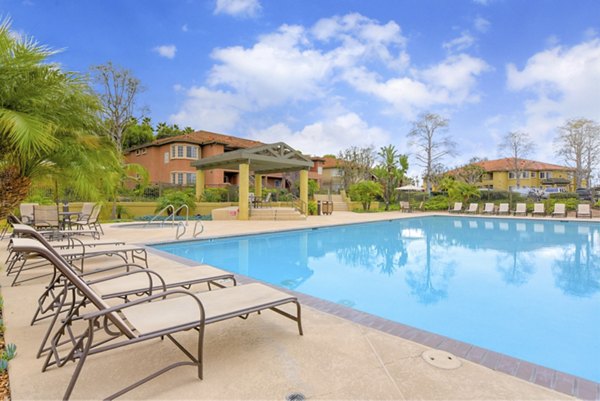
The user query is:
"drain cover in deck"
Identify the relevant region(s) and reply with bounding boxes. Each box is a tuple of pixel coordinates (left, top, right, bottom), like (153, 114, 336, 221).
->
(421, 350, 461, 369)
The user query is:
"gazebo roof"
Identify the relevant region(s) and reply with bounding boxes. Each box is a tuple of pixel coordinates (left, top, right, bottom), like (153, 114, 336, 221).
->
(191, 142, 314, 174)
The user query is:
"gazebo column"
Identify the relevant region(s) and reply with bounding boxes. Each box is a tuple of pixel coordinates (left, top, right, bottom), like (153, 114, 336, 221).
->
(238, 162, 249, 220)
(299, 169, 309, 215)
(255, 174, 263, 200)
(195, 170, 205, 201)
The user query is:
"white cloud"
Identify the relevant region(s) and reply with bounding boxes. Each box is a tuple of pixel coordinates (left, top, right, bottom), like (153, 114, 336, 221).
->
(169, 86, 249, 132)
(506, 39, 600, 158)
(473, 0, 492, 5)
(249, 113, 390, 156)
(214, 0, 261, 18)
(443, 32, 475, 52)
(153, 44, 177, 59)
(474, 16, 490, 33)
(182, 24, 189, 32)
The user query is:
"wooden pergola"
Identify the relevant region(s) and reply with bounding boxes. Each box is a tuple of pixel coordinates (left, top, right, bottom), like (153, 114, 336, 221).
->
(191, 142, 314, 220)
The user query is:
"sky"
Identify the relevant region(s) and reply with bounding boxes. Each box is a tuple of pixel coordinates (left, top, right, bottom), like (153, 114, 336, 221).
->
(2, 0, 600, 179)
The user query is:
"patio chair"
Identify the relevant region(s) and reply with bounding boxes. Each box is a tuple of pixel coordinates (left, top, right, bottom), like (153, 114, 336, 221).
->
(10, 239, 303, 401)
(481, 203, 495, 214)
(576, 203, 592, 218)
(552, 203, 567, 217)
(449, 202, 462, 213)
(78, 202, 96, 219)
(464, 203, 478, 214)
(497, 203, 510, 215)
(72, 204, 104, 235)
(532, 203, 545, 216)
(33, 205, 60, 230)
(513, 203, 527, 216)
(399, 201, 411, 212)
(19, 202, 37, 225)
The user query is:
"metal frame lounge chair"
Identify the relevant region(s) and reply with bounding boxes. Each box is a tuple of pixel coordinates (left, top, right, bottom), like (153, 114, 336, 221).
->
(399, 201, 411, 213)
(497, 203, 510, 215)
(6, 225, 148, 285)
(552, 203, 567, 217)
(10, 239, 303, 401)
(73, 204, 104, 235)
(513, 203, 527, 216)
(532, 203, 545, 216)
(576, 203, 592, 218)
(449, 202, 462, 213)
(481, 203, 495, 214)
(464, 203, 478, 214)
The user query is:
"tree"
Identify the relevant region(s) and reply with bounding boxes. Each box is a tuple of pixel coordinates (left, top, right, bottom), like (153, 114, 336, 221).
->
(155, 122, 194, 139)
(0, 18, 122, 218)
(92, 62, 142, 152)
(555, 118, 600, 188)
(372, 145, 409, 210)
(408, 113, 457, 194)
(348, 180, 382, 211)
(122, 117, 154, 149)
(337, 146, 375, 190)
(498, 131, 535, 189)
(456, 157, 487, 185)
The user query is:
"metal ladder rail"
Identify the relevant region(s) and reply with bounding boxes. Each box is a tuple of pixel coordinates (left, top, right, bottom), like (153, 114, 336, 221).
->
(166, 204, 190, 226)
(175, 221, 186, 239)
(193, 220, 204, 238)
(145, 204, 174, 228)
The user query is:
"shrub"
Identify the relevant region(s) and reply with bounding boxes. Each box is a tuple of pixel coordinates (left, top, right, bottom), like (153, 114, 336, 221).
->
(547, 197, 579, 211)
(549, 192, 579, 199)
(423, 195, 449, 210)
(307, 200, 318, 215)
(156, 189, 196, 214)
(348, 181, 383, 210)
(201, 187, 229, 202)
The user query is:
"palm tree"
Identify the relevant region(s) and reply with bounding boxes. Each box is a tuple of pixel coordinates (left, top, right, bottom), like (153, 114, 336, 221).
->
(0, 18, 122, 218)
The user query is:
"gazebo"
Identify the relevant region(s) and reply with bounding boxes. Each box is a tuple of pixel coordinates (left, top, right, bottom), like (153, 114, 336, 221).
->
(191, 142, 314, 220)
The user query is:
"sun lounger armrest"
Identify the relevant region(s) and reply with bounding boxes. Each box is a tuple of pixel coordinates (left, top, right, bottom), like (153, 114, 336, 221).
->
(79, 263, 148, 277)
(87, 269, 168, 295)
(80, 289, 205, 320)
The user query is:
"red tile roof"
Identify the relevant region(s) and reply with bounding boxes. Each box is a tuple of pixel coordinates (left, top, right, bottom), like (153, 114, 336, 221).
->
(322, 156, 341, 169)
(127, 130, 263, 152)
(473, 158, 574, 172)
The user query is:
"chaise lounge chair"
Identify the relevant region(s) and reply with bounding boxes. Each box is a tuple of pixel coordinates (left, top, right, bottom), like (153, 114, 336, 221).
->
(576, 203, 592, 218)
(513, 203, 527, 216)
(464, 203, 478, 214)
(399, 201, 411, 212)
(449, 202, 462, 213)
(72, 204, 104, 235)
(552, 203, 567, 217)
(10, 239, 303, 401)
(481, 203, 495, 214)
(497, 203, 510, 215)
(532, 203, 545, 216)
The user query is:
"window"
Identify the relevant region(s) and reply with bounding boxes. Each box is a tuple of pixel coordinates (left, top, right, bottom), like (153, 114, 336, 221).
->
(531, 172, 536, 178)
(275, 180, 281, 188)
(317, 166, 323, 175)
(164, 152, 169, 164)
(508, 172, 515, 179)
(186, 146, 198, 159)
(177, 173, 184, 185)
(521, 171, 529, 179)
(186, 173, 196, 185)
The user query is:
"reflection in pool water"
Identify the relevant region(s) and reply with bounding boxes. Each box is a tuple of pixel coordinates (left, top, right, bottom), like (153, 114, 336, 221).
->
(154, 216, 600, 383)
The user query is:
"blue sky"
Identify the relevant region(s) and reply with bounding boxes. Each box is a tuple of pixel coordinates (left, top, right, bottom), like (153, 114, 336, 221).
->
(2, 0, 600, 177)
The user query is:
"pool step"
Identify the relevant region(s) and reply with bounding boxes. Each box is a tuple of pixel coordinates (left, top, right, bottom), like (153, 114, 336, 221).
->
(249, 207, 306, 221)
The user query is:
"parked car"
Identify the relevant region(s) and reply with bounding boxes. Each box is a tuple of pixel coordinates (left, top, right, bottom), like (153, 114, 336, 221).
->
(576, 188, 593, 200)
(541, 187, 566, 199)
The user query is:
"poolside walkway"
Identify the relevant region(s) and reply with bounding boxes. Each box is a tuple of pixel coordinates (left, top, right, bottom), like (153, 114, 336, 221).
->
(1, 211, 590, 400)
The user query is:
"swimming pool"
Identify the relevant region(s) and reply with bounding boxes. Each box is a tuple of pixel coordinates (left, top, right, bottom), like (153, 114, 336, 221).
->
(153, 216, 600, 383)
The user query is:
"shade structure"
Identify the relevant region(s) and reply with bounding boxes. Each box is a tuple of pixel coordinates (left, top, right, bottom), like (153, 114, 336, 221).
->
(396, 184, 424, 191)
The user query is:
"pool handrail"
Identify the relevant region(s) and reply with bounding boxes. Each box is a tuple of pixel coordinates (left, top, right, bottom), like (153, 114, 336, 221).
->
(145, 204, 175, 228)
(167, 204, 189, 226)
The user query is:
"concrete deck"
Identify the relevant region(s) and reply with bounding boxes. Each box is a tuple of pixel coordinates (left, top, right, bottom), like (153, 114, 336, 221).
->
(1, 211, 591, 400)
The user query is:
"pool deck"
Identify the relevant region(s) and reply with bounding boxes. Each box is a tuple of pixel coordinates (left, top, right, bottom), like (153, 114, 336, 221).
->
(2, 211, 598, 400)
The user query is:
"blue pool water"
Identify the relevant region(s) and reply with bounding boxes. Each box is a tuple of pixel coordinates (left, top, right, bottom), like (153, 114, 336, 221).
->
(153, 216, 600, 382)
